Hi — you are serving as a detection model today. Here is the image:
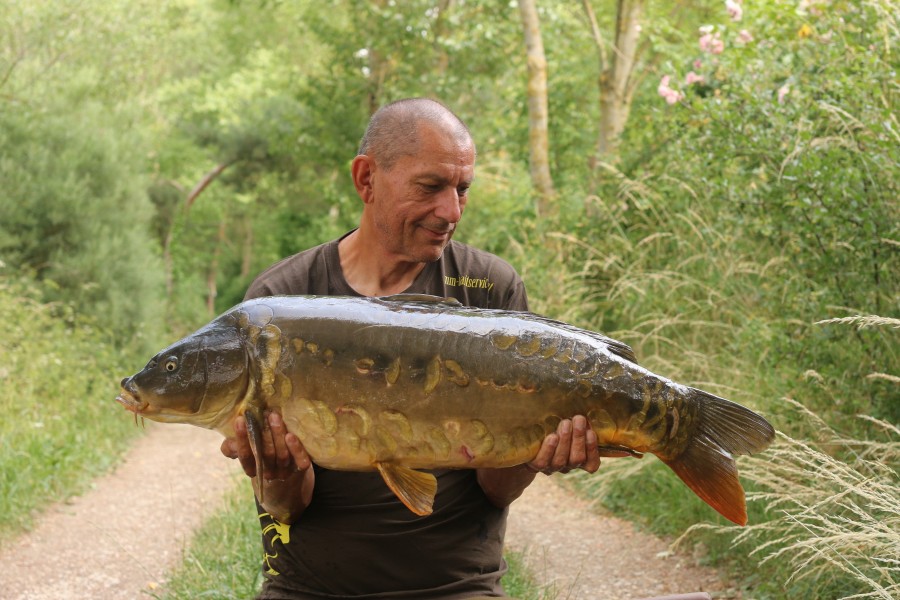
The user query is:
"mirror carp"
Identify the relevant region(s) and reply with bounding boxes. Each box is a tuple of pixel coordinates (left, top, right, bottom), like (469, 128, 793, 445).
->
(116, 294, 774, 525)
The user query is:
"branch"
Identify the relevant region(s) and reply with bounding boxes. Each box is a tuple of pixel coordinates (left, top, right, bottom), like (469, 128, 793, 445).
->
(185, 161, 233, 209)
(581, 0, 609, 72)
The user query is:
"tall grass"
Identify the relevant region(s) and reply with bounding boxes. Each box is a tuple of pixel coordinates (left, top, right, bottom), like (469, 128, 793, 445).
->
(0, 276, 143, 542)
(719, 403, 899, 599)
(543, 157, 897, 597)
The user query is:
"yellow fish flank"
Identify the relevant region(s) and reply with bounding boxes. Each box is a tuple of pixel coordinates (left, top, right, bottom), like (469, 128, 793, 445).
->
(116, 295, 774, 525)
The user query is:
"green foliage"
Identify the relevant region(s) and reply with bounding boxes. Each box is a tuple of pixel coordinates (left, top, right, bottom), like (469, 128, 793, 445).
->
(553, 2, 899, 597)
(577, 0, 898, 424)
(2, 0, 897, 596)
(0, 104, 166, 343)
(0, 277, 143, 541)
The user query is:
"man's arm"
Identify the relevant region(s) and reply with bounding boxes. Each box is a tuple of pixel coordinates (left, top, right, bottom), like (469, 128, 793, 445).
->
(220, 412, 314, 524)
(476, 415, 601, 508)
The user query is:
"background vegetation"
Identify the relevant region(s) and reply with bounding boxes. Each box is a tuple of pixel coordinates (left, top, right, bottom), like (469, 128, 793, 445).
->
(1, 0, 896, 598)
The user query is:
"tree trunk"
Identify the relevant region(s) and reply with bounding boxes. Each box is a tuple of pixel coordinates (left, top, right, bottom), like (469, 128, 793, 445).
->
(518, 0, 555, 214)
(583, 0, 644, 163)
(206, 216, 227, 317)
(240, 216, 254, 280)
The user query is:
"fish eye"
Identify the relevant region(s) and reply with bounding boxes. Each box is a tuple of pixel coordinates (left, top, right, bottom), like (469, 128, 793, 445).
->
(164, 357, 179, 372)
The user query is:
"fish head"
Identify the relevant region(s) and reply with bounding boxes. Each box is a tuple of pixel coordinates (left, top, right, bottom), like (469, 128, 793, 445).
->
(116, 320, 249, 429)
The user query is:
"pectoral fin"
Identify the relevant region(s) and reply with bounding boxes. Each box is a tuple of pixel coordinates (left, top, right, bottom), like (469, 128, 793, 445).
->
(597, 444, 644, 458)
(376, 463, 437, 516)
(244, 408, 266, 504)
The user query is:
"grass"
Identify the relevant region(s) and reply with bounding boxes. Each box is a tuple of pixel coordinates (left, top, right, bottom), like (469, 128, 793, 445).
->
(155, 478, 263, 600)
(722, 408, 899, 599)
(0, 277, 145, 542)
(539, 183, 899, 599)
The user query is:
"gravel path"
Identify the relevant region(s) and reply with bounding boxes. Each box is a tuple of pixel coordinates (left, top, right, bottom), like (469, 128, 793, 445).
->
(0, 425, 733, 600)
(505, 475, 735, 599)
(0, 424, 240, 600)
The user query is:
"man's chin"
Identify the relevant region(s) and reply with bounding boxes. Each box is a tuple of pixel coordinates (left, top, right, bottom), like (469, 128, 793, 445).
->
(413, 232, 453, 261)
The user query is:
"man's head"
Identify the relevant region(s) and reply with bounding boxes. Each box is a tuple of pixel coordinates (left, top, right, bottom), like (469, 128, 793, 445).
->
(352, 98, 476, 264)
(358, 98, 474, 170)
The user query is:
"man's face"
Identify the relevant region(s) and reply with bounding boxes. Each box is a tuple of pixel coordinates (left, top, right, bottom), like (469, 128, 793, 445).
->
(368, 123, 475, 263)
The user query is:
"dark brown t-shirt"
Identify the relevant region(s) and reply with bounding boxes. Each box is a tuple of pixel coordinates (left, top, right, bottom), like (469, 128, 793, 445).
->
(246, 233, 529, 600)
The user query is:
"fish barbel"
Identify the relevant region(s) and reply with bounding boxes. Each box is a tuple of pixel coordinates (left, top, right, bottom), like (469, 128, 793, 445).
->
(116, 294, 774, 525)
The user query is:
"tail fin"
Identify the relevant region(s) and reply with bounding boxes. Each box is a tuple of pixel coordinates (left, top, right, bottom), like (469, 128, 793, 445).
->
(661, 388, 775, 526)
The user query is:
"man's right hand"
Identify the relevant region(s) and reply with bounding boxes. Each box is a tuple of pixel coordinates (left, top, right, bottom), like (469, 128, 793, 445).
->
(220, 410, 311, 480)
(220, 411, 315, 523)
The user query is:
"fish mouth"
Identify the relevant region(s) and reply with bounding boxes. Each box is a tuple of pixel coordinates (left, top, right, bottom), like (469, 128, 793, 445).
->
(115, 388, 149, 414)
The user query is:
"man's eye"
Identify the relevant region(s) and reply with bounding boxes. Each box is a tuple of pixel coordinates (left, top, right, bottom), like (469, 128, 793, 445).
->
(457, 187, 470, 196)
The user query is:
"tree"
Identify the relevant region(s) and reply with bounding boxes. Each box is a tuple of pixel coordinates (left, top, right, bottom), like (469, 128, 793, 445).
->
(582, 0, 645, 163)
(0, 104, 165, 340)
(518, 0, 556, 212)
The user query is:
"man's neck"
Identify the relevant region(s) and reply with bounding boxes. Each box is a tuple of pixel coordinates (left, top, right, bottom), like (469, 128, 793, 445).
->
(338, 229, 428, 297)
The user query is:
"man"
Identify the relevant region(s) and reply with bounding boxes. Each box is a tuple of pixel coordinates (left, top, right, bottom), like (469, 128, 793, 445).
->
(221, 98, 600, 599)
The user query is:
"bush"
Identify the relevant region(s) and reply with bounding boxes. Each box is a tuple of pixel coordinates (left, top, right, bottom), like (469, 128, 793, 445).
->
(0, 276, 144, 540)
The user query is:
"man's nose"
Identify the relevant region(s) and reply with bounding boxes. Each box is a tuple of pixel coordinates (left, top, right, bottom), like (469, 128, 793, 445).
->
(433, 189, 462, 223)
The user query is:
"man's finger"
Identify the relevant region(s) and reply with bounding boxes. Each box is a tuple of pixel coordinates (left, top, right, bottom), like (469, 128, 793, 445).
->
(268, 412, 292, 471)
(220, 437, 238, 460)
(569, 415, 589, 467)
(582, 428, 601, 473)
(527, 432, 559, 472)
(550, 419, 573, 471)
(285, 433, 312, 471)
(233, 416, 258, 477)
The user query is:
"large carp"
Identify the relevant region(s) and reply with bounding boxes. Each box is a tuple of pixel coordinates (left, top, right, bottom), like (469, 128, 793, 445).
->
(116, 295, 774, 525)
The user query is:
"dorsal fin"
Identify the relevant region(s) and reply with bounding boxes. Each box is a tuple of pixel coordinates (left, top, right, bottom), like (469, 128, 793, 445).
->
(378, 294, 462, 306)
(518, 312, 638, 364)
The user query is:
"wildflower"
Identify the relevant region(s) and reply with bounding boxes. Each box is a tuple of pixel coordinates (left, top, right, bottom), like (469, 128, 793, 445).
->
(777, 84, 790, 104)
(658, 75, 684, 105)
(699, 32, 725, 54)
(738, 29, 754, 43)
(725, 0, 743, 21)
(685, 71, 705, 85)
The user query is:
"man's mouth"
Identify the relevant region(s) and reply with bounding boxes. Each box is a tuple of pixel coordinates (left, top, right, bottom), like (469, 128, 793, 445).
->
(420, 224, 454, 240)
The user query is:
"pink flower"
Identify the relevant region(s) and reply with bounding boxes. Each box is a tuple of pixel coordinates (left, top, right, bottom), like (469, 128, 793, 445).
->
(738, 29, 754, 43)
(777, 84, 790, 103)
(658, 75, 684, 105)
(725, 0, 743, 21)
(685, 71, 705, 85)
(693, 59, 704, 70)
(699, 32, 725, 54)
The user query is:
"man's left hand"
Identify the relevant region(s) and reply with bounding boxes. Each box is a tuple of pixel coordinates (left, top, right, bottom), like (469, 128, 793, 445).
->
(525, 414, 601, 475)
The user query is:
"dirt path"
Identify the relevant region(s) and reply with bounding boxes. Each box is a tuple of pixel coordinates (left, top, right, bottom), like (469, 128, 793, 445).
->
(0, 423, 240, 600)
(504, 475, 734, 599)
(0, 425, 732, 600)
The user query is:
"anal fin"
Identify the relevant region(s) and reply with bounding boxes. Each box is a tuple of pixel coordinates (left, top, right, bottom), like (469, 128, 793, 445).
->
(376, 463, 437, 516)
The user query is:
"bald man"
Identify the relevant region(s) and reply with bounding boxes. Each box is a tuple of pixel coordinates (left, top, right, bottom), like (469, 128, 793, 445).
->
(221, 98, 600, 599)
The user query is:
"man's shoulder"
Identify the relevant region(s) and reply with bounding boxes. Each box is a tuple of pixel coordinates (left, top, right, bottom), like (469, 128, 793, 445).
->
(443, 240, 518, 273)
(245, 239, 339, 299)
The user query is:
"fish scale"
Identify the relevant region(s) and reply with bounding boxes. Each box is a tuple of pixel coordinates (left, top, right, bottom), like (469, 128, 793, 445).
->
(116, 294, 775, 525)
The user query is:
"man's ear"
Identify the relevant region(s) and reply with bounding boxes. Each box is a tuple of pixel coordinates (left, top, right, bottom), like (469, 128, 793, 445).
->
(351, 155, 376, 204)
